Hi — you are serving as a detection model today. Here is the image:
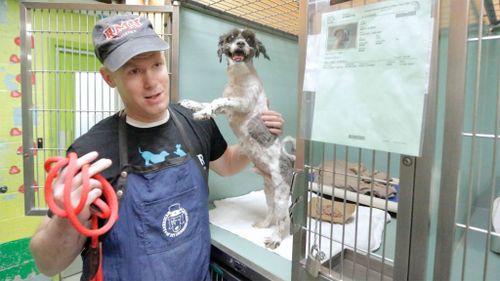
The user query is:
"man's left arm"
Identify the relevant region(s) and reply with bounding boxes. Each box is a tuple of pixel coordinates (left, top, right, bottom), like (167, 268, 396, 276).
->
(210, 110, 284, 176)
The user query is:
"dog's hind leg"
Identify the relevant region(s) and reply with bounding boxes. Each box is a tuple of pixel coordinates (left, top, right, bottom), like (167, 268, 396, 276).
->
(264, 153, 294, 249)
(264, 181, 290, 249)
(253, 175, 275, 229)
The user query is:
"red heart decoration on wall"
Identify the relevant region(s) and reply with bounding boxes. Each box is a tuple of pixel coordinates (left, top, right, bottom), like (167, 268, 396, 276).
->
(14, 36, 34, 48)
(9, 166, 21, 174)
(16, 143, 37, 155)
(18, 181, 39, 193)
(10, 54, 20, 63)
(10, 128, 22, 136)
(10, 90, 21, 98)
(15, 74, 35, 84)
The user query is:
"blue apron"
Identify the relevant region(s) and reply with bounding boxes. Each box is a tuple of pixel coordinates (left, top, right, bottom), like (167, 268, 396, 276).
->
(88, 110, 211, 281)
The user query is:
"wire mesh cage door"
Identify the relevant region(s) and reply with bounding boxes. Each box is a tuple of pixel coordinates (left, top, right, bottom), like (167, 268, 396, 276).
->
(291, 0, 440, 280)
(291, 143, 400, 281)
(434, 1, 500, 280)
(20, 2, 179, 215)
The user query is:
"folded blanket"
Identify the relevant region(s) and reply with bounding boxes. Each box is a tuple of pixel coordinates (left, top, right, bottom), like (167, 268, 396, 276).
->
(316, 160, 397, 198)
(209, 190, 391, 261)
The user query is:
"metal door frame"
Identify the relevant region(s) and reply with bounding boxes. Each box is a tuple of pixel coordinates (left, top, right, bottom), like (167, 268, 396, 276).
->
(433, 1, 470, 279)
(399, 0, 441, 279)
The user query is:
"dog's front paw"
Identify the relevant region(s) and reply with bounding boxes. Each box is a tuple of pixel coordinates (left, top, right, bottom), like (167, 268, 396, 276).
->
(193, 107, 215, 120)
(264, 236, 281, 249)
(179, 99, 205, 111)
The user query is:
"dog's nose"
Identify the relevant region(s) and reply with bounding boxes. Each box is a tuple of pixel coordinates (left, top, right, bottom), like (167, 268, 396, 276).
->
(236, 41, 245, 47)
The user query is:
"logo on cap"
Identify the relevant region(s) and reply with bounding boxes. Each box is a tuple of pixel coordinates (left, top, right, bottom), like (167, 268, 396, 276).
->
(103, 17, 143, 40)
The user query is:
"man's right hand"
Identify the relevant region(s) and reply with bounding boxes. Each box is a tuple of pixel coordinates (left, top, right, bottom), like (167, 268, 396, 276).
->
(50, 151, 112, 223)
(30, 151, 112, 277)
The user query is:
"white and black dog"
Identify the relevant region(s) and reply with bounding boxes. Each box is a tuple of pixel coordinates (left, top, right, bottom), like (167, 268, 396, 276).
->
(180, 28, 295, 249)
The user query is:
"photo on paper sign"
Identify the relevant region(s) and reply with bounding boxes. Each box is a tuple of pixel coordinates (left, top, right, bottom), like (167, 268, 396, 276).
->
(326, 22, 358, 51)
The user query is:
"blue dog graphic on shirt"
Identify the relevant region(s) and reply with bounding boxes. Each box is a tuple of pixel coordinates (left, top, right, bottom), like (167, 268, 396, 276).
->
(139, 148, 169, 166)
(173, 144, 187, 157)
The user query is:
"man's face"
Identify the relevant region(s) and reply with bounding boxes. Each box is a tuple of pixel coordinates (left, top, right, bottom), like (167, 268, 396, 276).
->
(108, 51, 170, 123)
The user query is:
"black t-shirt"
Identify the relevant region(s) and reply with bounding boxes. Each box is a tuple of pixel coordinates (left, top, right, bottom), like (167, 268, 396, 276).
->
(74, 104, 227, 280)
(68, 103, 228, 184)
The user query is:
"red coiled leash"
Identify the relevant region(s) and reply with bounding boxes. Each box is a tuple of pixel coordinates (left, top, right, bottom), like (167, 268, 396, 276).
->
(44, 152, 119, 281)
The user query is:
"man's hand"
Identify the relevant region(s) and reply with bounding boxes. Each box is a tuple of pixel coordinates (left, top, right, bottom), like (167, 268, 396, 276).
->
(50, 151, 112, 222)
(261, 110, 284, 136)
(254, 110, 285, 176)
(30, 151, 112, 277)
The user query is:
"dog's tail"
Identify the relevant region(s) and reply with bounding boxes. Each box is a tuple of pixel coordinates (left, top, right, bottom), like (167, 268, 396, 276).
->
(281, 136, 296, 161)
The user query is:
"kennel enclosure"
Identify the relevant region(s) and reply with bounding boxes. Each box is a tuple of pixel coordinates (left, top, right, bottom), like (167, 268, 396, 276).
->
(19, 0, 500, 281)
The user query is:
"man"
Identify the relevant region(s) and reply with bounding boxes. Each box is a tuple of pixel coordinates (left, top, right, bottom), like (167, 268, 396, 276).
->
(29, 14, 284, 281)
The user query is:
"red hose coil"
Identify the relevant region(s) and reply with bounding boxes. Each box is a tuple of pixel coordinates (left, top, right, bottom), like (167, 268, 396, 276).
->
(44, 152, 118, 281)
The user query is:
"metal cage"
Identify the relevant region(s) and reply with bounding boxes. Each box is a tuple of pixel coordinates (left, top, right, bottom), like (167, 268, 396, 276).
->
(434, 1, 500, 280)
(290, 0, 441, 280)
(19, 0, 500, 280)
(20, 1, 180, 215)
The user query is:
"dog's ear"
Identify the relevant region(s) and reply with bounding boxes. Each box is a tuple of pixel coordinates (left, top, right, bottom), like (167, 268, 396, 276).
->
(217, 35, 225, 63)
(255, 39, 270, 60)
(343, 29, 349, 40)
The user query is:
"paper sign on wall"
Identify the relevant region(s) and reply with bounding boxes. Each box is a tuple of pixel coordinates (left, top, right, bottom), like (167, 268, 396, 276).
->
(305, 0, 433, 156)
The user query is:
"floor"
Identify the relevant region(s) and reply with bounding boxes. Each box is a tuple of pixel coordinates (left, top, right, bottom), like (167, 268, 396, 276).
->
(451, 207, 500, 281)
(59, 256, 82, 281)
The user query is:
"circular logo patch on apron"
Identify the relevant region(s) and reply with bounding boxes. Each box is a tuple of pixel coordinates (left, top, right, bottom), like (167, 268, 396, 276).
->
(162, 203, 189, 238)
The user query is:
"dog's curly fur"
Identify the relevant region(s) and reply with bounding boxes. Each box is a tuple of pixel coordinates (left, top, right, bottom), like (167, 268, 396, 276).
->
(180, 28, 295, 249)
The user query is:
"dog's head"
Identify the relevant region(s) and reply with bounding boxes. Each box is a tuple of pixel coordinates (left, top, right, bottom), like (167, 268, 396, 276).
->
(217, 28, 270, 63)
(334, 29, 349, 43)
